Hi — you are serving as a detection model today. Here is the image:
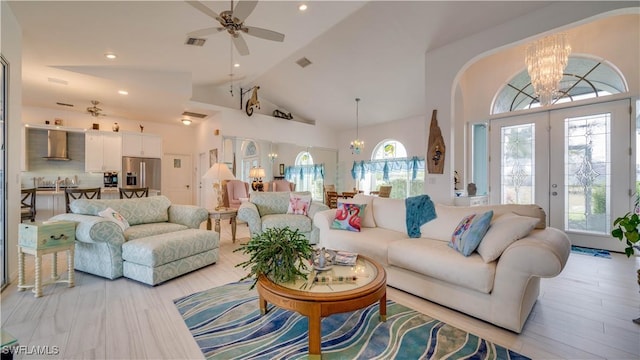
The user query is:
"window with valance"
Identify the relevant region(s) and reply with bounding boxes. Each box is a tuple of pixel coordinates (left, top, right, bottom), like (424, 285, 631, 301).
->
(285, 152, 325, 200)
(354, 140, 424, 198)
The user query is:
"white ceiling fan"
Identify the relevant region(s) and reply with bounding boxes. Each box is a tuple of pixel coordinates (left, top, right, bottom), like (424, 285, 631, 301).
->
(86, 100, 106, 117)
(186, 0, 285, 56)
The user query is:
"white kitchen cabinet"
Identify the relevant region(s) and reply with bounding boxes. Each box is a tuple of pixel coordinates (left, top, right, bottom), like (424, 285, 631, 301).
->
(122, 133, 162, 158)
(85, 131, 122, 172)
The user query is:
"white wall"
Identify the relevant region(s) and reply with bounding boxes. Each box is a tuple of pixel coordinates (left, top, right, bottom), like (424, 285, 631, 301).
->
(424, 2, 638, 204)
(2, 1, 23, 283)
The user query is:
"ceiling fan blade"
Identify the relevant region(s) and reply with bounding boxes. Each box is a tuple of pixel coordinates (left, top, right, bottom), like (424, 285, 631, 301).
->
(243, 26, 285, 42)
(232, 34, 250, 56)
(186, 1, 222, 22)
(187, 26, 223, 37)
(232, 0, 258, 23)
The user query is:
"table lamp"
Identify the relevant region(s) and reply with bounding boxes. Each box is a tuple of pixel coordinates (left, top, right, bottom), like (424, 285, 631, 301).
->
(202, 163, 236, 210)
(249, 166, 266, 191)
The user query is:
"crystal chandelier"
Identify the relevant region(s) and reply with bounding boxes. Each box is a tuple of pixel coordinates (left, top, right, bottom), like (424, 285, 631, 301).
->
(525, 33, 571, 106)
(350, 98, 364, 154)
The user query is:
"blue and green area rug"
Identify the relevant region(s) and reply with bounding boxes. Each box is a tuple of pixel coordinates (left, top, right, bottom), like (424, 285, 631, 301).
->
(570, 245, 611, 258)
(174, 281, 529, 360)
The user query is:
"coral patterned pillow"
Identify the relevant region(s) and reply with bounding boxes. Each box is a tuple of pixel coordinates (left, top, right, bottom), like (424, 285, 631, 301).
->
(331, 202, 366, 232)
(287, 194, 311, 215)
(449, 210, 493, 256)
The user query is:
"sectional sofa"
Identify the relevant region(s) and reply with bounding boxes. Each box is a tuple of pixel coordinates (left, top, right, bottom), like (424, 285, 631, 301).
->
(50, 195, 219, 285)
(313, 194, 571, 333)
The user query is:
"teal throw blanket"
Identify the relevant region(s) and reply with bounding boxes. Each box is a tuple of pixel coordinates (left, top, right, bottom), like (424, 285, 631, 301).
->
(405, 194, 436, 238)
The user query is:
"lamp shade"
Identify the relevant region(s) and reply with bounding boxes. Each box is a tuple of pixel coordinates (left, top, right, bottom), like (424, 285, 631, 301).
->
(249, 167, 266, 178)
(203, 163, 236, 181)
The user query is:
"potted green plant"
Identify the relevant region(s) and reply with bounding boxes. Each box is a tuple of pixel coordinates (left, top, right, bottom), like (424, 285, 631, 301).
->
(611, 195, 640, 257)
(235, 227, 313, 288)
(611, 194, 640, 325)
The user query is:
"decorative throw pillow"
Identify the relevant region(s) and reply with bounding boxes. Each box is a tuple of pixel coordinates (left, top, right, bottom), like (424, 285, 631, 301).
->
(449, 210, 493, 256)
(476, 212, 540, 263)
(287, 193, 312, 215)
(98, 207, 130, 231)
(331, 202, 366, 232)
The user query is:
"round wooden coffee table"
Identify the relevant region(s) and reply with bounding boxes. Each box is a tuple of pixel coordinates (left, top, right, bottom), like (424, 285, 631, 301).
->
(256, 254, 386, 359)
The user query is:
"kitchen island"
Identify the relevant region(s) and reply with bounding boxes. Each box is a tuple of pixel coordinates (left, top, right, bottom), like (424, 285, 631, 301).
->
(29, 188, 159, 221)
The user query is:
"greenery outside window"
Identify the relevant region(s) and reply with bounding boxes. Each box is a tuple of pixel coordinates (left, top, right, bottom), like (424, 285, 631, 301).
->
(353, 140, 424, 198)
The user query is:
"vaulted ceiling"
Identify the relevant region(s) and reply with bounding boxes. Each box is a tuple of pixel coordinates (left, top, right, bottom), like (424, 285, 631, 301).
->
(9, 1, 554, 130)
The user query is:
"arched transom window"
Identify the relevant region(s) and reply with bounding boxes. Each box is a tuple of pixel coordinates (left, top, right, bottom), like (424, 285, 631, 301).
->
(493, 56, 627, 114)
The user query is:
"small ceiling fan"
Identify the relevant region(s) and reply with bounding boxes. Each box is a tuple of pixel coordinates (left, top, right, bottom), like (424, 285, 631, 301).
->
(86, 100, 106, 117)
(186, 0, 285, 56)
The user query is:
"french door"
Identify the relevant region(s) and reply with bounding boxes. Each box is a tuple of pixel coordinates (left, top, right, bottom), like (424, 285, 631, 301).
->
(490, 100, 632, 252)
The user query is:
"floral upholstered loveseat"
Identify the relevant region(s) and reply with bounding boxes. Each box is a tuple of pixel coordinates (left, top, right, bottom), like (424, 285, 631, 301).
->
(237, 191, 329, 244)
(50, 195, 219, 285)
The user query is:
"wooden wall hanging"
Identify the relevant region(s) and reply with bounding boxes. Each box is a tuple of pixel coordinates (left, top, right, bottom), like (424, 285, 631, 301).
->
(427, 109, 445, 174)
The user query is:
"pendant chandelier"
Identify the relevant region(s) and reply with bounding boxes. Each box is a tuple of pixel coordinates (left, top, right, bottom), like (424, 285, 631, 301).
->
(525, 33, 571, 106)
(350, 98, 364, 155)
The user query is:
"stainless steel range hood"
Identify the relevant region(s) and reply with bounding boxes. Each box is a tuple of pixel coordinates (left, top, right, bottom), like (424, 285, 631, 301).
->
(43, 130, 71, 161)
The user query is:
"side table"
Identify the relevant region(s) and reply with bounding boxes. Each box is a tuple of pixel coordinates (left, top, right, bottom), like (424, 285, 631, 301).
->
(18, 221, 76, 298)
(207, 208, 238, 242)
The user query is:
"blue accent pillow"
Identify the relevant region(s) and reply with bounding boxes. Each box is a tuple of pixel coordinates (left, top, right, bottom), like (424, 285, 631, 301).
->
(449, 210, 493, 256)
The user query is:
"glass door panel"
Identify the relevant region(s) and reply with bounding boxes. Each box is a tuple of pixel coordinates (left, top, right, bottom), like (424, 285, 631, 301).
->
(549, 100, 631, 252)
(489, 112, 549, 214)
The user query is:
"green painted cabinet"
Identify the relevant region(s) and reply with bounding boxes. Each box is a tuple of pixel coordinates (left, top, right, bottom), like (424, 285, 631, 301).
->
(19, 221, 76, 249)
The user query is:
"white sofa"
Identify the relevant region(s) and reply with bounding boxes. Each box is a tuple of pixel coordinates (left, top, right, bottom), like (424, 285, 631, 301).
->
(313, 194, 571, 333)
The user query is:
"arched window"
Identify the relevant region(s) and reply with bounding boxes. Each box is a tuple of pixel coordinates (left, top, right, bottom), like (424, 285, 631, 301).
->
(286, 151, 324, 201)
(355, 139, 424, 198)
(241, 140, 259, 184)
(493, 56, 627, 114)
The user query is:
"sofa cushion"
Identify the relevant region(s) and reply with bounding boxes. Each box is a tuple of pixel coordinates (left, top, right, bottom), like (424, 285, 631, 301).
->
(388, 238, 496, 293)
(261, 214, 312, 233)
(124, 222, 189, 241)
(251, 191, 311, 216)
(331, 202, 366, 232)
(321, 227, 405, 266)
(449, 210, 493, 256)
(351, 194, 377, 227)
(70, 196, 171, 226)
(122, 229, 218, 267)
(371, 197, 407, 234)
(419, 204, 478, 242)
(476, 212, 540, 263)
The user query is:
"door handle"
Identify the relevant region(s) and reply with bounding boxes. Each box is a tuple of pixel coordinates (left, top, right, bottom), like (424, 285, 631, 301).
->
(186, 185, 190, 189)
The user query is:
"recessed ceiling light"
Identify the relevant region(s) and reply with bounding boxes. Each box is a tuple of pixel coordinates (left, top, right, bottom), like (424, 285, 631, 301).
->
(118, 90, 128, 95)
(105, 53, 117, 60)
(234, 63, 240, 68)
(181, 119, 192, 125)
(298, 4, 307, 11)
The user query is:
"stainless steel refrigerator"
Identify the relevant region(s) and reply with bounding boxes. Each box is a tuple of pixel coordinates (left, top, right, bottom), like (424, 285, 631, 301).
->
(122, 156, 161, 191)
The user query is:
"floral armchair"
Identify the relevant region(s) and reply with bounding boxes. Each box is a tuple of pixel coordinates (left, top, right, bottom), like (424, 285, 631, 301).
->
(237, 191, 329, 244)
